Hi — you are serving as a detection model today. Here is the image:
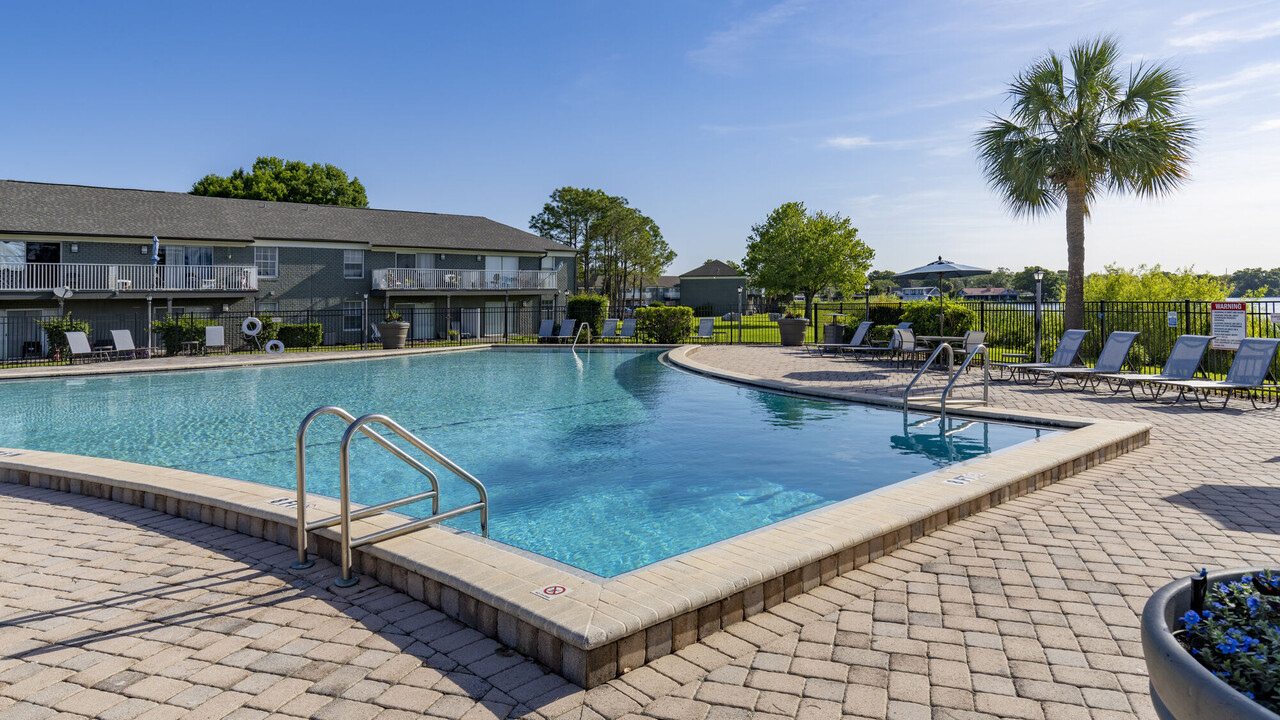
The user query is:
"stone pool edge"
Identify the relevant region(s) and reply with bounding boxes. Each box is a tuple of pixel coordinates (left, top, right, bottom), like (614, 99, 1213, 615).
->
(0, 349, 1150, 688)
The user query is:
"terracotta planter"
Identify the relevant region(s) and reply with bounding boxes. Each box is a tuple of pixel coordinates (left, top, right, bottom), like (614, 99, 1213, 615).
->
(377, 322, 410, 349)
(1142, 567, 1280, 720)
(777, 318, 810, 346)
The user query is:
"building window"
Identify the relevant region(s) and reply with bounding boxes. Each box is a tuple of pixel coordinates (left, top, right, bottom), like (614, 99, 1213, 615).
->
(343, 250, 364, 279)
(161, 246, 213, 266)
(256, 301, 279, 315)
(343, 301, 363, 331)
(254, 247, 278, 278)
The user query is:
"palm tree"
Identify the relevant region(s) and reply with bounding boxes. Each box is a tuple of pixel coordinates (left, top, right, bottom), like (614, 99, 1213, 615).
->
(975, 36, 1195, 330)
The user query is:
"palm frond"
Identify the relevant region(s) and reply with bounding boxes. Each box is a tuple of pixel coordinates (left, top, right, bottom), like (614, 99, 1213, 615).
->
(1116, 62, 1189, 121)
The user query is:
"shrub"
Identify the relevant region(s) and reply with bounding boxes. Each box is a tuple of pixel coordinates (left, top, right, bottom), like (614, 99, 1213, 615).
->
(152, 316, 220, 355)
(567, 294, 609, 337)
(37, 315, 91, 359)
(277, 323, 323, 348)
(1179, 570, 1280, 713)
(635, 306, 694, 343)
(900, 301, 976, 336)
(869, 324, 896, 344)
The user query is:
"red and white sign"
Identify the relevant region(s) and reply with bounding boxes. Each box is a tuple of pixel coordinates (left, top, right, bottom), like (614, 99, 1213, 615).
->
(1210, 302, 1248, 350)
(532, 584, 572, 601)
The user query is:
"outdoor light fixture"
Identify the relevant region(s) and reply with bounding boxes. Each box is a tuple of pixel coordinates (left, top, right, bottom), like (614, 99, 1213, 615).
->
(1034, 270, 1045, 363)
(140, 245, 149, 254)
(70, 243, 78, 253)
(476, 255, 482, 261)
(439, 253, 446, 260)
(1034, 269, 1045, 281)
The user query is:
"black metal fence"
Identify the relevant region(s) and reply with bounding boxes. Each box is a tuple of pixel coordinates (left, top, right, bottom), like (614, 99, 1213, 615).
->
(3, 300, 1279, 381)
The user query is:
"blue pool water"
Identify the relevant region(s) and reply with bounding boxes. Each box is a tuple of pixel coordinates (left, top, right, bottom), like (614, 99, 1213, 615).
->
(0, 349, 1055, 576)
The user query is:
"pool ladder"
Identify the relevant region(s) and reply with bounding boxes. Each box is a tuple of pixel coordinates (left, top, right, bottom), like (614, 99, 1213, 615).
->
(291, 406, 489, 587)
(902, 344, 991, 421)
(572, 321, 591, 349)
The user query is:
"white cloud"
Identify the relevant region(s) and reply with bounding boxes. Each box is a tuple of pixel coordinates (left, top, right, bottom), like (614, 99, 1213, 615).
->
(1170, 19, 1280, 51)
(1250, 118, 1280, 131)
(824, 136, 875, 149)
(688, 0, 808, 74)
(1174, 1, 1277, 27)
(1196, 62, 1280, 91)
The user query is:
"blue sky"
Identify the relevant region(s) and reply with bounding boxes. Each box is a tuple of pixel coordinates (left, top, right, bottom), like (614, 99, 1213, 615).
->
(2, 1, 1277, 276)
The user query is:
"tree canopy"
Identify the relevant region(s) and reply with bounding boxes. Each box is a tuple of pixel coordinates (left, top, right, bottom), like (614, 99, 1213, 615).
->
(191, 157, 369, 207)
(975, 36, 1195, 329)
(742, 202, 875, 319)
(1227, 267, 1280, 298)
(529, 187, 674, 309)
(1084, 264, 1230, 302)
(1010, 266, 1066, 301)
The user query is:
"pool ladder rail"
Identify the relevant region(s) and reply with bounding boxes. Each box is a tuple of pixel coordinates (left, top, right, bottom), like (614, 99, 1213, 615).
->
(292, 406, 489, 587)
(572, 321, 591, 349)
(902, 344, 991, 421)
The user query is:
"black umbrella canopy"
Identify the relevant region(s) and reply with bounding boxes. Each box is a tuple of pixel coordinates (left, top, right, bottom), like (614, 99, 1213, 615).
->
(893, 256, 992, 335)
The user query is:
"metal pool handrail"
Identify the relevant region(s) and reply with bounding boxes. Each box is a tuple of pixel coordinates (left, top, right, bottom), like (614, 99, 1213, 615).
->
(902, 345, 991, 421)
(572, 321, 591, 349)
(291, 407, 488, 588)
(902, 342, 955, 408)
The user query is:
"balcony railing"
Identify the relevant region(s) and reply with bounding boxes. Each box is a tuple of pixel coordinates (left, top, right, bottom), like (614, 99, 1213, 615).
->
(0, 263, 258, 292)
(373, 267, 559, 292)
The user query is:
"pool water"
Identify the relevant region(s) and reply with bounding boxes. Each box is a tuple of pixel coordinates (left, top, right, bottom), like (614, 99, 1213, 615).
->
(1, 349, 1054, 576)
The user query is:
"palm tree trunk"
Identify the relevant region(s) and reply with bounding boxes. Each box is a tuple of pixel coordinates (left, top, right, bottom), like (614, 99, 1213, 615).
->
(1064, 179, 1087, 330)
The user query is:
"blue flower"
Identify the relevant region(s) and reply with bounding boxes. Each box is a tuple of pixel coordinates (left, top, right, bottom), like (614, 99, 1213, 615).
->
(1242, 575, 1254, 583)
(1182, 610, 1203, 627)
(1243, 691, 1256, 700)
(1217, 582, 1231, 593)
(1247, 596, 1261, 614)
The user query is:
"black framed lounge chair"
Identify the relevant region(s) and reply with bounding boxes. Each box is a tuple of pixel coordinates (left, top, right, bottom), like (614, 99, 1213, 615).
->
(1033, 331, 1140, 391)
(809, 321, 873, 356)
(65, 331, 109, 363)
(536, 319, 555, 341)
(991, 329, 1089, 383)
(1147, 337, 1280, 410)
(1096, 334, 1213, 400)
(693, 318, 715, 340)
(618, 318, 636, 340)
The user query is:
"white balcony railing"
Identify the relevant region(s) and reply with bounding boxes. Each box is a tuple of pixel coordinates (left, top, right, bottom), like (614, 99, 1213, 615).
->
(0, 263, 258, 292)
(373, 267, 560, 292)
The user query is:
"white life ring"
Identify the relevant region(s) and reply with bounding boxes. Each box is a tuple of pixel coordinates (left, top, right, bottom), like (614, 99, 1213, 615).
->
(265, 340, 285, 354)
(242, 316, 263, 336)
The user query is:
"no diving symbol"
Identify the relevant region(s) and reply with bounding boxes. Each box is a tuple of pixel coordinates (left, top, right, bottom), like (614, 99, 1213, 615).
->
(533, 584, 572, 601)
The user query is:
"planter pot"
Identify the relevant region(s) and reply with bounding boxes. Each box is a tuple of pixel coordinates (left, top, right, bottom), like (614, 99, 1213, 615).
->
(377, 322, 410, 350)
(1142, 567, 1280, 720)
(777, 318, 810, 346)
(823, 323, 843, 345)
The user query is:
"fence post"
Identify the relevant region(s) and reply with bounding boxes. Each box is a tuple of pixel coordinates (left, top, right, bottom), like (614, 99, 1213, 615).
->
(1099, 300, 1107, 349)
(980, 301, 985, 332)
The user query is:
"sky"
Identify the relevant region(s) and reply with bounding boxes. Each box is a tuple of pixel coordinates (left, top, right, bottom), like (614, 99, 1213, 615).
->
(2, 1, 1278, 276)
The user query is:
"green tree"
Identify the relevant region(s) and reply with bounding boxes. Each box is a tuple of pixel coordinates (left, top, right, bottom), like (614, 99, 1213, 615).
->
(190, 157, 368, 207)
(1010, 266, 1065, 300)
(742, 202, 875, 321)
(975, 36, 1195, 329)
(867, 269, 898, 296)
(1084, 264, 1230, 302)
(1228, 267, 1280, 298)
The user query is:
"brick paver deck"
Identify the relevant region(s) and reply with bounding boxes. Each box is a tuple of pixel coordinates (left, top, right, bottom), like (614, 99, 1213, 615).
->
(3, 345, 1278, 719)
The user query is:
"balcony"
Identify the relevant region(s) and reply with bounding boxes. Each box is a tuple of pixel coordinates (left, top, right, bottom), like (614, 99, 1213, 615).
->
(373, 267, 560, 292)
(0, 262, 258, 293)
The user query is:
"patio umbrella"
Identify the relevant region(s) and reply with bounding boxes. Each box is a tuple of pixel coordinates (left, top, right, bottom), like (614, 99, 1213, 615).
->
(894, 256, 991, 334)
(151, 236, 160, 265)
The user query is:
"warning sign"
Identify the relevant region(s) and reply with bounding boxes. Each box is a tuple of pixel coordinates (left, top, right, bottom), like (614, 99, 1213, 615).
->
(1210, 302, 1248, 350)
(532, 584, 572, 601)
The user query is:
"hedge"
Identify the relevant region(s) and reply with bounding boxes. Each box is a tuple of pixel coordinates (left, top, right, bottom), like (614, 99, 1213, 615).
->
(635, 306, 694, 344)
(152, 317, 221, 355)
(900, 301, 976, 336)
(567, 295, 609, 337)
(277, 323, 323, 348)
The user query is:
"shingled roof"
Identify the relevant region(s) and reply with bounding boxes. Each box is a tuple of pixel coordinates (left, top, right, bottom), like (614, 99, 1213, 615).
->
(679, 260, 742, 278)
(0, 180, 575, 254)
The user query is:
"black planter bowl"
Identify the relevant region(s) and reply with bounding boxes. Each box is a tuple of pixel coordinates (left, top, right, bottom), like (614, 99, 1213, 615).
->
(1142, 567, 1280, 720)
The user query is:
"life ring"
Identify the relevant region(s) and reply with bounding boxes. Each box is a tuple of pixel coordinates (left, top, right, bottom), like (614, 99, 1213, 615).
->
(265, 340, 285, 354)
(242, 316, 263, 336)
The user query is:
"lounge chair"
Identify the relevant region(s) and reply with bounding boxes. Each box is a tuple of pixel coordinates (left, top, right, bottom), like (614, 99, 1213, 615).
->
(809, 321, 873, 356)
(693, 318, 715, 340)
(1097, 334, 1213, 400)
(205, 326, 228, 354)
(893, 328, 933, 369)
(991, 329, 1089, 383)
(369, 323, 382, 342)
(556, 319, 576, 343)
(1147, 337, 1280, 410)
(109, 329, 147, 360)
(1032, 331, 1140, 391)
(65, 331, 108, 363)
(600, 318, 619, 340)
(618, 318, 636, 340)
(536, 319, 555, 341)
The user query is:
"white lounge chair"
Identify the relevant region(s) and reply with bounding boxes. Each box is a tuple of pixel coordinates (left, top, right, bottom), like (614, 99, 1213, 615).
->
(205, 325, 228, 354)
(109, 329, 146, 360)
(64, 331, 108, 364)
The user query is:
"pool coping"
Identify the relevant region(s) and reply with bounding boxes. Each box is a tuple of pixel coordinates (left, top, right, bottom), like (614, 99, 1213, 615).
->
(0, 344, 1150, 688)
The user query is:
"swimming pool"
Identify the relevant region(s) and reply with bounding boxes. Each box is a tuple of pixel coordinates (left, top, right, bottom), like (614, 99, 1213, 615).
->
(1, 348, 1055, 576)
